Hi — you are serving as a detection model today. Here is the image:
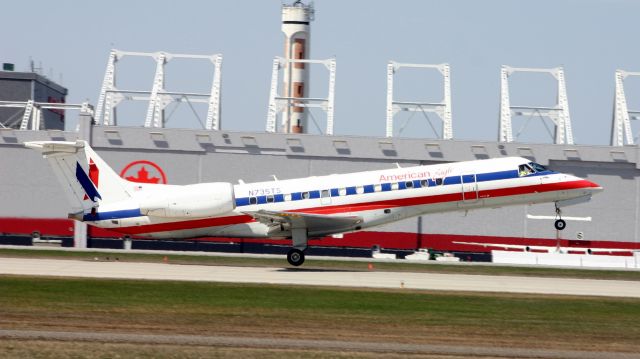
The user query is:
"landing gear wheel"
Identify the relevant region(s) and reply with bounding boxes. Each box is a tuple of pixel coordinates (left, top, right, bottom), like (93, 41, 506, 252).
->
(287, 249, 305, 266)
(553, 204, 566, 231)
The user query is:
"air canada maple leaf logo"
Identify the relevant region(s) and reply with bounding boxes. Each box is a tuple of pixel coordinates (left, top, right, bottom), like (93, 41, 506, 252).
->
(120, 160, 167, 184)
(126, 166, 159, 183)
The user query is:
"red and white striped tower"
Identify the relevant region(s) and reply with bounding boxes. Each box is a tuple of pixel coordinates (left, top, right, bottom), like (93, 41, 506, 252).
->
(281, 1, 314, 133)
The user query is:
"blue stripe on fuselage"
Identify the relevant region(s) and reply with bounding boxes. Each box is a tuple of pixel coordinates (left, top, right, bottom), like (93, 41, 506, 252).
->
(233, 168, 558, 207)
(475, 169, 516, 182)
(83, 208, 142, 221)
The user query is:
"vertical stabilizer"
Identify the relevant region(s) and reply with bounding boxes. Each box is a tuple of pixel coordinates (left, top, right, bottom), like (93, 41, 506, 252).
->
(25, 140, 131, 215)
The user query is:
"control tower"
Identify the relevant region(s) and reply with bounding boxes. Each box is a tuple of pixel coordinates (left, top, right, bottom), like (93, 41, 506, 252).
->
(281, 1, 314, 133)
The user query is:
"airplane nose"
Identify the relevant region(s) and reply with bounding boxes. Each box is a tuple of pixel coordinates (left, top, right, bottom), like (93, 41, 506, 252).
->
(583, 179, 603, 194)
(565, 175, 603, 194)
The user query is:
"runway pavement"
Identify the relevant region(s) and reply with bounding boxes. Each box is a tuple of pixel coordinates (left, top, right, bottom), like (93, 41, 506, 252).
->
(0, 257, 639, 298)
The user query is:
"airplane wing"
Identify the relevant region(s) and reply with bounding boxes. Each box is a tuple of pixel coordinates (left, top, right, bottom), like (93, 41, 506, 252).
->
(243, 209, 363, 237)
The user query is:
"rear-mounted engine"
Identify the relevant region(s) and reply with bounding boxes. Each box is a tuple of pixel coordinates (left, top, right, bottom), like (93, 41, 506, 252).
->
(139, 182, 235, 218)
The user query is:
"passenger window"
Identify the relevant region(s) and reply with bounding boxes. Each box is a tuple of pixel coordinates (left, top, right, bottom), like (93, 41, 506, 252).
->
(420, 179, 429, 188)
(391, 182, 399, 190)
(321, 190, 330, 198)
(302, 192, 310, 199)
(435, 178, 443, 186)
(266, 195, 274, 203)
(249, 197, 257, 205)
(405, 181, 413, 189)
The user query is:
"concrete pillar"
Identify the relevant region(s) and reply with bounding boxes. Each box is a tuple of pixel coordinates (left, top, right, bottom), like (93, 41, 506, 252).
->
(73, 110, 94, 249)
(77, 111, 93, 145)
(73, 220, 87, 249)
(123, 237, 132, 250)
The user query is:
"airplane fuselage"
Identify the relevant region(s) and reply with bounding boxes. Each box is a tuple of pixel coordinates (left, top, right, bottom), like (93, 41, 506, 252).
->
(84, 156, 601, 240)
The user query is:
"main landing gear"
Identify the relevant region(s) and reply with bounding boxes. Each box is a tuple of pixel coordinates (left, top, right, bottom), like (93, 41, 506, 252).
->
(287, 248, 305, 266)
(287, 227, 308, 267)
(554, 204, 566, 231)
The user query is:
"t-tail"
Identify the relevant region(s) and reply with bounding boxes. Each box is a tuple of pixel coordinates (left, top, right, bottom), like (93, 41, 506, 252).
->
(24, 140, 133, 219)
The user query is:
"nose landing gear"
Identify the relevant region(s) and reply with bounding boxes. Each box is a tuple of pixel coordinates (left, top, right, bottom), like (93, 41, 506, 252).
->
(554, 205, 566, 231)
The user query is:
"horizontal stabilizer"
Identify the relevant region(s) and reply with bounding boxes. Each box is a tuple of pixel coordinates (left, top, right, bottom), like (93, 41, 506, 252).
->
(24, 140, 84, 156)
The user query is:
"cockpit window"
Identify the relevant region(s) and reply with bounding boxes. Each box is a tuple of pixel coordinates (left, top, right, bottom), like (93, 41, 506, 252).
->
(528, 162, 547, 172)
(518, 164, 534, 177)
(519, 162, 548, 177)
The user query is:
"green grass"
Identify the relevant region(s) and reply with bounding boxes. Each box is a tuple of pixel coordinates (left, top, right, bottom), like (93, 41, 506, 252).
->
(1, 247, 639, 281)
(1, 276, 639, 352)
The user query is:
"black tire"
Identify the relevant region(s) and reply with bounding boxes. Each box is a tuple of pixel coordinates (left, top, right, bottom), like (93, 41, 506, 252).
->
(287, 249, 305, 266)
(554, 219, 566, 231)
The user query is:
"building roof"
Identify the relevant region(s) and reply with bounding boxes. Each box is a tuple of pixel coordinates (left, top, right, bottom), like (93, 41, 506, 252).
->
(0, 70, 68, 95)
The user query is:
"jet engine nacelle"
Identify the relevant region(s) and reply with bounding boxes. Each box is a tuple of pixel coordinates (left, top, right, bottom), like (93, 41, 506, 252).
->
(139, 182, 235, 218)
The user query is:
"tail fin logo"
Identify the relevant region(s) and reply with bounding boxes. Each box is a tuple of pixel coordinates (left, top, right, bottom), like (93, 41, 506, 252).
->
(76, 159, 102, 202)
(82, 159, 100, 201)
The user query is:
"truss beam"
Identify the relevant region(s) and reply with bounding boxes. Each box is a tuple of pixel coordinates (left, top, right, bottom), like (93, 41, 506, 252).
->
(498, 65, 573, 144)
(611, 70, 640, 146)
(385, 61, 452, 139)
(0, 100, 93, 130)
(94, 49, 223, 129)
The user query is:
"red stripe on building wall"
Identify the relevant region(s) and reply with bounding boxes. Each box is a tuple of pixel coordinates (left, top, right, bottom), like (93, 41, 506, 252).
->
(0, 179, 597, 239)
(0, 218, 74, 236)
(2, 217, 637, 254)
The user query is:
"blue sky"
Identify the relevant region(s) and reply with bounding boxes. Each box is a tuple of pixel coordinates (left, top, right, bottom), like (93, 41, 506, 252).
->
(2, 0, 639, 145)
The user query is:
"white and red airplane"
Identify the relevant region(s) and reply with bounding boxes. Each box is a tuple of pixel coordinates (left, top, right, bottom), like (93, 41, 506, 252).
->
(26, 140, 602, 266)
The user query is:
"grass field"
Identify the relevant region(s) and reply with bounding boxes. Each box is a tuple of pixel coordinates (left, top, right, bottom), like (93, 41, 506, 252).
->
(0, 340, 424, 359)
(1, 275, 639, 357)
(1, 247, 639, 281)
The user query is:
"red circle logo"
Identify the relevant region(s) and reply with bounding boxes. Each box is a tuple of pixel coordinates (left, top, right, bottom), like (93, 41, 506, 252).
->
(120, 160, 167, 184)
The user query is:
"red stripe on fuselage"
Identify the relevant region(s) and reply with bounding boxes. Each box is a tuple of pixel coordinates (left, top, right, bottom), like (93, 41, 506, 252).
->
(289, 179, 596, 215)
(117, 214, 255, 235)
(114, 179, 596, 235)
